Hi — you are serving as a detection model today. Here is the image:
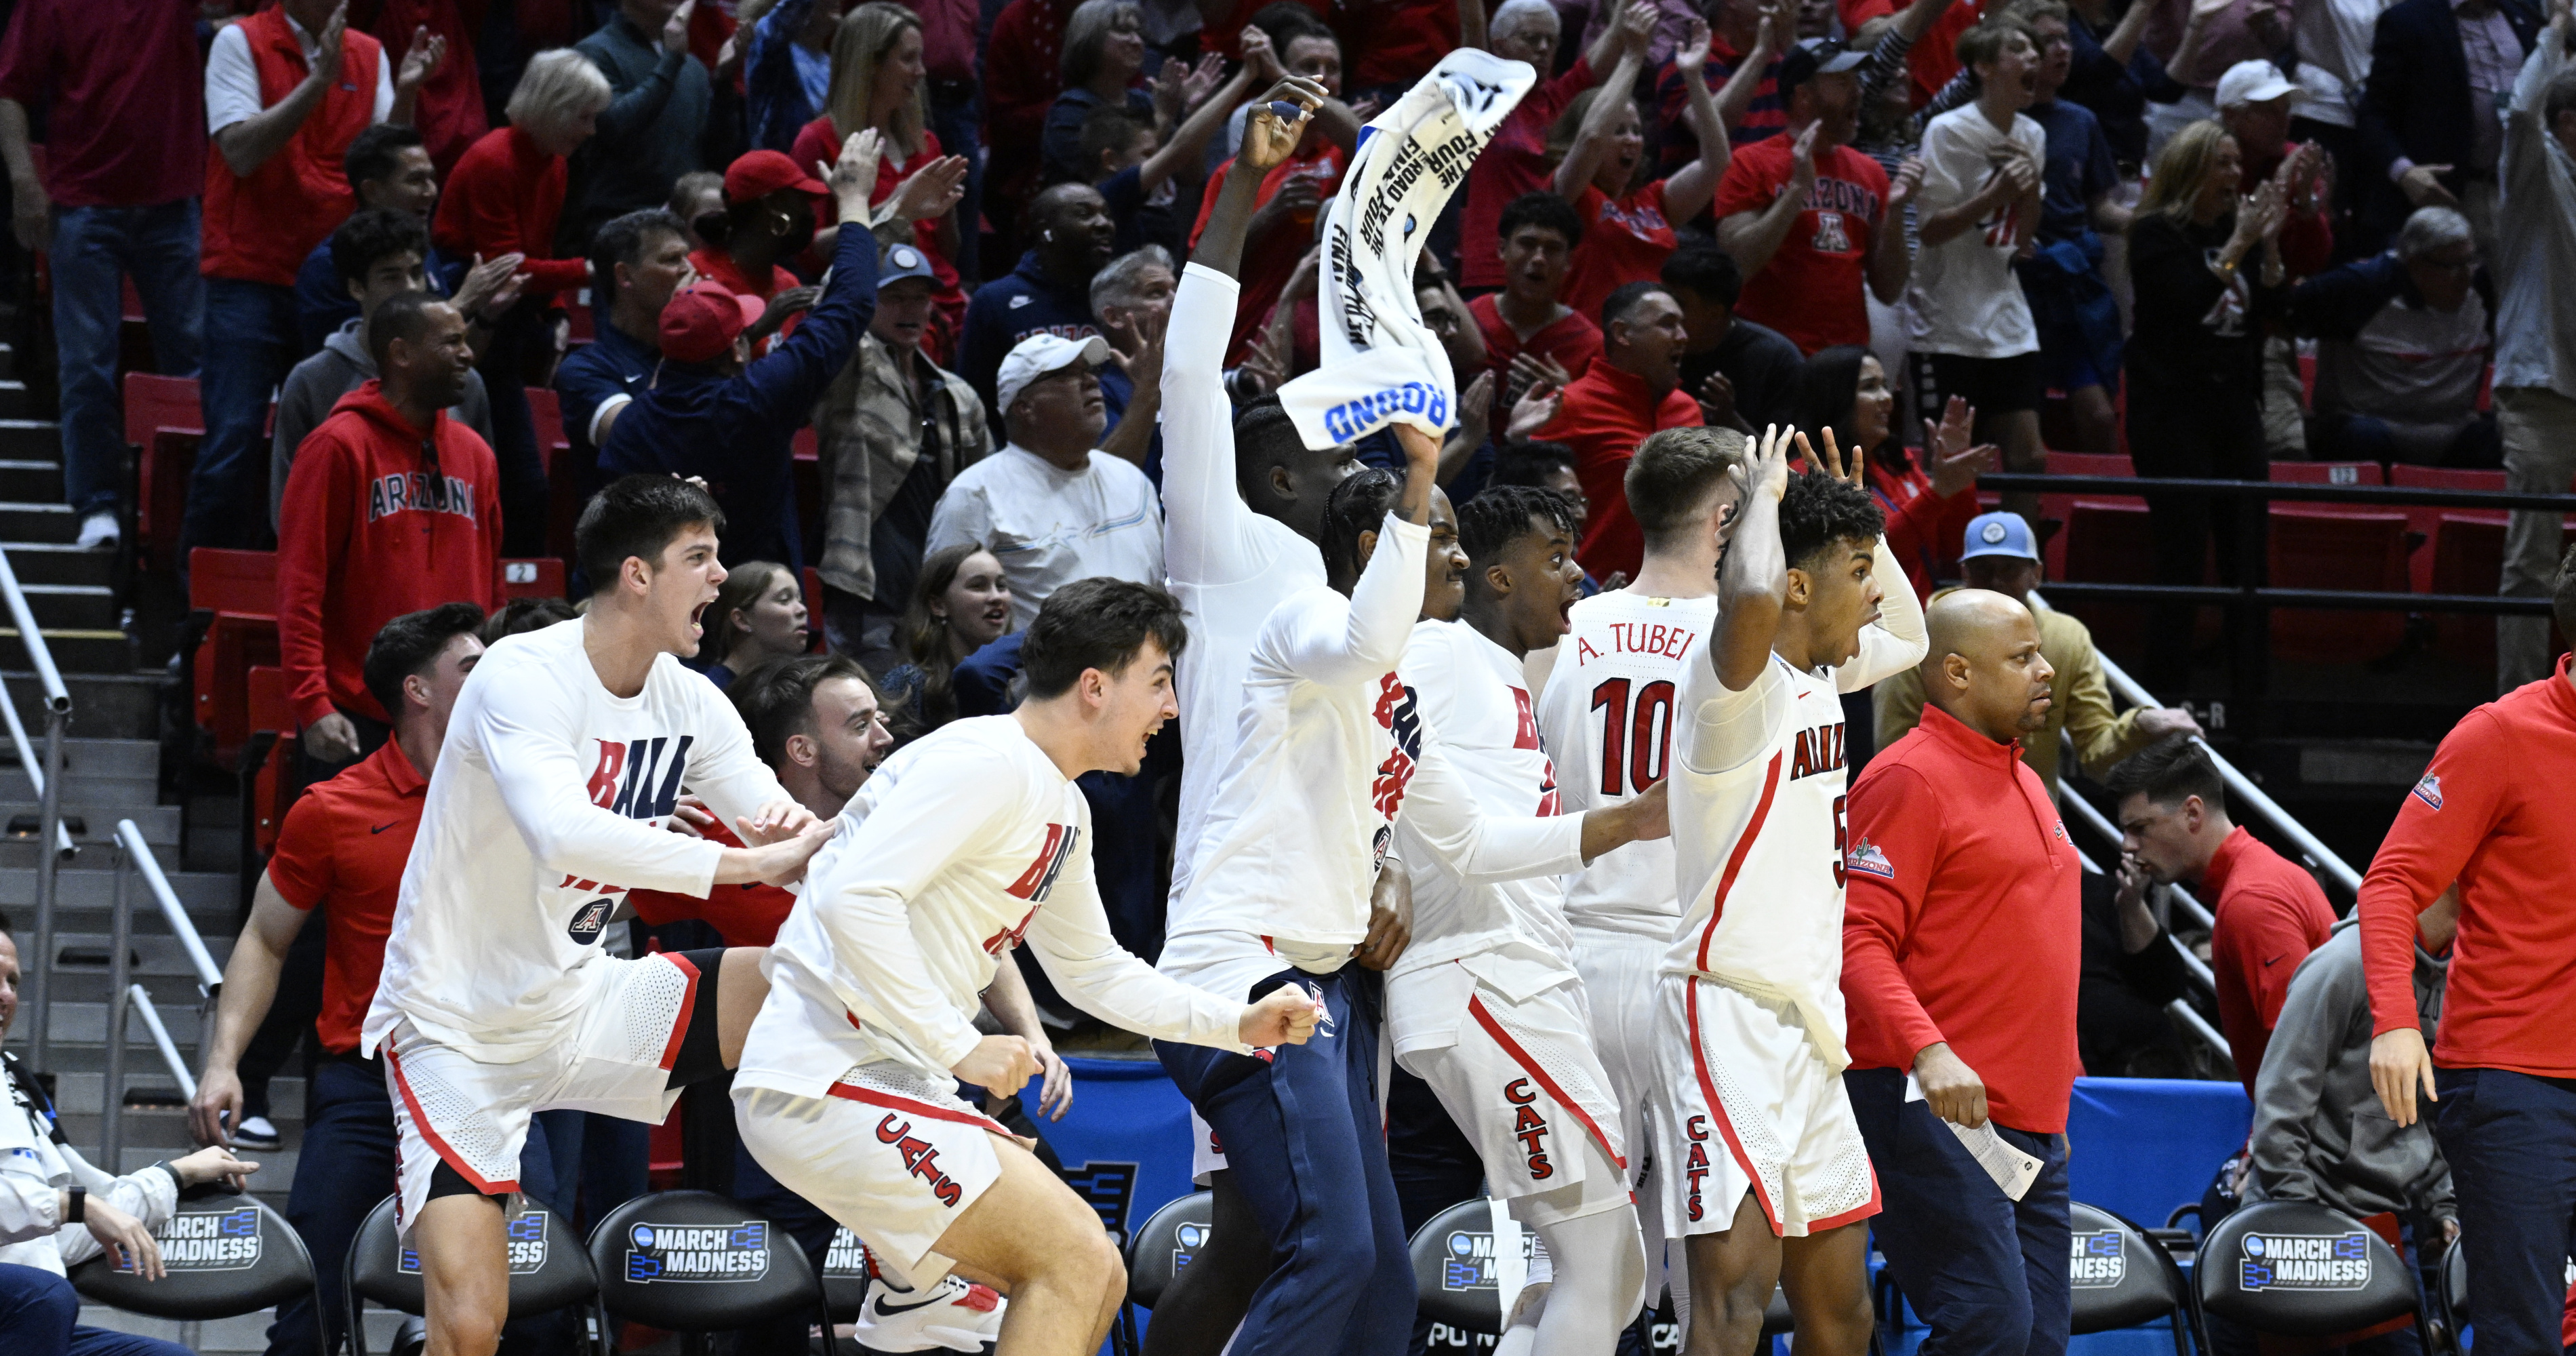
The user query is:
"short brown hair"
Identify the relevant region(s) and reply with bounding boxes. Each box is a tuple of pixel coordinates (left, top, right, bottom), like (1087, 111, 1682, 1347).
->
(1956, 17, 2035, 71)
(1626, 426, 1748, 546)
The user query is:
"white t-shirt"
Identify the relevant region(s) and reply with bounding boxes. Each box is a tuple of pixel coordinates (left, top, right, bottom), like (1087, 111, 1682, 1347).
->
(363, 618, 794, 1062)
(205, 15, 396, 137)
(1539, 589, 1720, 940)
(1161, 264, 1330, 910)
(925, 444, 1165, 631)
(740, 716, 1249, 1095)
(0, 1055, 179, 1275)
(1904, 104, 2047, 359)
(1662, 540, 1925, 1070)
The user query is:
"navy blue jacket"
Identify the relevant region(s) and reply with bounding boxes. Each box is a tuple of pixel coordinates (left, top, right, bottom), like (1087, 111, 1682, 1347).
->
(294, 239, 464, 358)
(957, 249, 1101, 429)
(2287, 251, 2497, 342)
(597, 224, 877, 570)
(2356, 0, 2543, 236)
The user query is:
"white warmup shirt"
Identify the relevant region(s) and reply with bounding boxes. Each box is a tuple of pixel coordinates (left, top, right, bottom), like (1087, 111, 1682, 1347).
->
(363, 618, 794, 1062)
(1904, 104, 2047, 359)
(1539, 591, 1720, 940)
(925, 443, 1165, 630)
(1662, 540, 1927, 1069)
(740, 716, 1251, 1095)
(1161, 263, 1331, 911)
(0, 1054, 180, 1275)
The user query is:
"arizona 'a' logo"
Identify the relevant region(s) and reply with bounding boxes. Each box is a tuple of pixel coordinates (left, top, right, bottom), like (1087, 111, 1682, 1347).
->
(566, 898, 613, 944)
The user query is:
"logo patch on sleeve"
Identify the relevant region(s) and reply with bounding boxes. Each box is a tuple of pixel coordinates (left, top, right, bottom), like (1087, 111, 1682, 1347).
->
(1845, 838, 1895, 880)
(2410, 773, 2442, 810)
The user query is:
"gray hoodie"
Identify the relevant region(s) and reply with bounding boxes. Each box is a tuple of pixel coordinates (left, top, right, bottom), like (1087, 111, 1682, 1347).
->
(2245, 913, 2453, 1226)
(270, 319, 493, 530)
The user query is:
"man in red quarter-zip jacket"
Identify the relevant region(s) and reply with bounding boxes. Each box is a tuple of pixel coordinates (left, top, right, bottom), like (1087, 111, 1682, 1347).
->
(278, 290, 501, 773)
(1840, 588, 2084, 1356)
(2361, 544, 2576, 1356)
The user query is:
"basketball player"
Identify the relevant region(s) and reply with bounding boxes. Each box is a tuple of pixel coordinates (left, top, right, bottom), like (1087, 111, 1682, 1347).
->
(732, 578, 1321, 1356)
(1389, 484, 1660, 1356)
(1535, 426, 1746, 1334)
(1656, 428, 1925, 1356)
(363, 476, 836, 1356)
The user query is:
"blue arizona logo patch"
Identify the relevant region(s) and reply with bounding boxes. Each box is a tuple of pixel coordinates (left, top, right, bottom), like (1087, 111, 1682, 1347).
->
(2411, 773, 2442, 810)
(1846, 838, 1895, 880)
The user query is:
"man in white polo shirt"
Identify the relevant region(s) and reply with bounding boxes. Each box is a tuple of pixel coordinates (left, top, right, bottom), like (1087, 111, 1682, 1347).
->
(927, 332, 1166, 628)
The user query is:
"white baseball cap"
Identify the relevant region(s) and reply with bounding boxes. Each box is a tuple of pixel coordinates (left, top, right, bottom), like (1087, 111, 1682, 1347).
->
(2216, 59, 2297, 109)
(995, 332, 1112, 415)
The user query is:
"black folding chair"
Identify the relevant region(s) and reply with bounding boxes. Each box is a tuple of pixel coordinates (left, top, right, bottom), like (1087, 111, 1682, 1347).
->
(818, 1224, 873, 1325)
(341, 1193, 603, 1355)
(586, 1190, 831, 1351)
(1113, 1190, 1213, 1356)
(2068, 1201, 2202, 1356)
(68, 1191, 321, 1347)
(2197, 1201, 2427, 1342)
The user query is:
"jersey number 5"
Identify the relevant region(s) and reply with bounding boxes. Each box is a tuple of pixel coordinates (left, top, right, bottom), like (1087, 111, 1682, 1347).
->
(1590, 678, 1676, 797)
(1832, 795, 1848, 888)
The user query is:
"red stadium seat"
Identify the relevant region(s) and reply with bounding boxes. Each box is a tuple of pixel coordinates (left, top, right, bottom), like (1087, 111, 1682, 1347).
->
(2057, 498, 2156, 658)
(2039, 452, 2135, 580)
(793, 427, 822, 562)
(2268, 508, 2411, 663)
(189, 549, 279, 767)
(124, 374, 203, 573)
(2268, 461, 2383, 487)
(2427, 513, 2504, 669)
(245, 665, 295, 857)
(2388, 465, 2507, 593)
(500, 557, 567, 599)
(525, 388, 567, 477)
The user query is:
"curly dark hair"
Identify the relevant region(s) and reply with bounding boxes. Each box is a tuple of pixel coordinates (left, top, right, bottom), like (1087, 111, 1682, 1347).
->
(1323, 466, 1406, 582)
(1457, 484, 1577, 568)
(1777, 469, 1886, 575)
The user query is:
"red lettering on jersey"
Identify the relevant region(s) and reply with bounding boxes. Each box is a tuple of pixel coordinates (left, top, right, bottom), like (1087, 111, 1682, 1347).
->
(1005, 824, 1077, 901)
(982, 906, 1039, 956)
(1687, 1115, 1709, 1142)
(1790, 730, 1813, 780)
(1372, 748, 1417, 818)
(1577, 637, 1601, 662)
(1512, 1104, 1546, 1132)
(1684, 1115, 1712, 1219)
(1510, 688, 1542, 751)
(1504, 1079, 1537, 1104)
(875, 1115, 910, 1144)
(586, 741, 626, 807)
(1504, 1079, 1554, 1180)
(1372, 672, 1406, 730)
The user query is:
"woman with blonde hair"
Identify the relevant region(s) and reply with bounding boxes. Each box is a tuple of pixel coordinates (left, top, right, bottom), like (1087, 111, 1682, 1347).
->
(2124, 117, 2287, 690)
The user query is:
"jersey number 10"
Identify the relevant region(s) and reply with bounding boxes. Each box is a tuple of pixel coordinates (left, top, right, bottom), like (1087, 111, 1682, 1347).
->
(1589, 678, 1676, 797)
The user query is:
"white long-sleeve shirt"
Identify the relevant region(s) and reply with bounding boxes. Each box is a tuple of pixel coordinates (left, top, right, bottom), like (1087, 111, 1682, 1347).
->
(1663, 540, 1927, 1069)
(1160, 510, 1430, 1000)
(1161, 263, 1332, 912)
(738, 716, 1251, 1094)
(1, 1053, 180, 1275)
(363, 618, 794, 1062)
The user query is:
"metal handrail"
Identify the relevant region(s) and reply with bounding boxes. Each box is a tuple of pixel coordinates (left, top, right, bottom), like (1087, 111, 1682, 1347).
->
(1, 687, 72, 856)
(0, 544, 73, 1074)
(127, 984, 196, 1102)
(2034, 588, 2365, 897)
(2064, 835, 2234, 1066)
(119, 820, 221, 994)
(99, 822, 221, 1169)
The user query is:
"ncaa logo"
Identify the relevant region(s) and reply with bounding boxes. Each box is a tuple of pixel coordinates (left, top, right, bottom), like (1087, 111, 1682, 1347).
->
(567, 898, 613, 944)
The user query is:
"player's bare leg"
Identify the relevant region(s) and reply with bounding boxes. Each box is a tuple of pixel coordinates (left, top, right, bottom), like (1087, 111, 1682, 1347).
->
(415, 1193, 510, 1356)
(1775, 1222, 1873, 1355)
(1682, 1191, 1783, 1356)
(933, 1132, 1129, 1355)
(717, 946, 767, 1066)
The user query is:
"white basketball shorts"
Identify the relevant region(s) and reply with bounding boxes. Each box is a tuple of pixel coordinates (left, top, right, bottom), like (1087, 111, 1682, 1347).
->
(1396, 968, 1630, 1228)
(1653, 974, 1878, 1239)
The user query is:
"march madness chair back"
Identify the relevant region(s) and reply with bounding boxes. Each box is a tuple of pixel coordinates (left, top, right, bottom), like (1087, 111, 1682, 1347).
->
(69, 1190, 317, 1332)
(586, 1189, 828, 1334)
(343, 1194, 601, 1355)
(2066, 1201, 2196, 1355)
(2197, 1199, 2422, 1337)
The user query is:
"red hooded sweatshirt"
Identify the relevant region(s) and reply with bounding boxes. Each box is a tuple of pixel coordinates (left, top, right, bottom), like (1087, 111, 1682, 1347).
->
(277, 380, 502, 727)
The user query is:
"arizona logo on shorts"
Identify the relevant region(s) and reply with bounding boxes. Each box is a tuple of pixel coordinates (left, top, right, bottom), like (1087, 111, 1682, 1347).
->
(2411, 773, 2442, 810)
(1682, 1115, 1713, 1222)
(1845, 839, 1895, 881)
(567, 898, 613, 944)
(1504, 1078, 1554, 1180)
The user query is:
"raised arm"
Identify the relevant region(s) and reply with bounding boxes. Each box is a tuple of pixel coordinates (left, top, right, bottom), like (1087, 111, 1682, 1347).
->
(1192, 77, 1328, 279)
(1554, 45, 1648, 199)
(1662, 20, 1733, 222)
(1717, 121, 1816, 279)
(1712, 2, 1784, 131)
(1140, 63, 1259, 195)
(1710, 425, 1791, 690)
(210, 7, 347, 178)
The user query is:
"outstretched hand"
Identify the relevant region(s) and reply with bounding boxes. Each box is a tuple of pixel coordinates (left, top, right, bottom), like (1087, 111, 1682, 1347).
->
(1731, 423, 1795, 504)
(1241, 78, 1329, 171)
(1797, 424, 1867, 489)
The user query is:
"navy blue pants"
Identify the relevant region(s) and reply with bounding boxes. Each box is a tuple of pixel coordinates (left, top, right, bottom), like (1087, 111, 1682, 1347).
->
(1847, 1068, 2072, 1356)
(2435, 1066, 2576, 1356)
(263, 1056, 567, 1356)
(1156, 965, 1415, 1356)
(0, 1262, 190, 1356)
(187, 277, 298, 552)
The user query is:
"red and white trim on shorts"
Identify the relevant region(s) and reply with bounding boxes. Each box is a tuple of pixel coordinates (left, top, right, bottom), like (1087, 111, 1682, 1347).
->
(824, 1081, 1012, 1137)
(384, 1045, 520, 1196)
(1803, 1180, 1883, 1235)
(1684, 980, 1781, 1236)
(1466, 990, 1628, 1171)
(655, 951, 704, 1073)
(1693, 751, 1783, 973)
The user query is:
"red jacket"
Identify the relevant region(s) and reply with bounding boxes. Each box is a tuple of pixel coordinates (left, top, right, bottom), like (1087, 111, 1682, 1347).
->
(277, 380, 502, 726)
(202, 6, 382, 286)
(1868, 450, 1979, 604)
(432, 125, 586, 300)
(367, 0, 485, 174)
(1843, 703, 2084, 1133)
(1539, 357, 1702, 582)
(2201, 825, 2337, 1098)
(2360, 660, 2576, 1076)
(628, 819, 797, 946)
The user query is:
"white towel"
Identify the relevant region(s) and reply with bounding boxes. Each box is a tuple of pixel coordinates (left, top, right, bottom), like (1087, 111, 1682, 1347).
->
(1276, 50, 1537, 450)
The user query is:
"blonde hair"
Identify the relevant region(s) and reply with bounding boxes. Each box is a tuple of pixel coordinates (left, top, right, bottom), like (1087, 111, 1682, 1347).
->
(506, 49, 613, 144)
(826, 3, 926, 156)
(2135, 119, 2234, 233)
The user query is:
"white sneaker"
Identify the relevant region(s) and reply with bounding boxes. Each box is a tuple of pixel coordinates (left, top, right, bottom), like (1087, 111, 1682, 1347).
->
(855, 1272, 1005, 1353)
(75, 510, 118, 551)
(230, 1114, 282, 1151)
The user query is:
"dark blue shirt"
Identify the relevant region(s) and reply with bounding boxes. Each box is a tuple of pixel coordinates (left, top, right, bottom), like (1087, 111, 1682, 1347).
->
(2060, 10, 2177, 170)
(2030, 98, 2119, 245)
(597, 226, 877, 570)
(953, 632, 1026, 717)
(957, 250, 1102, 426)
(294, 239, 464, 357)
(555, 320, 657, 482)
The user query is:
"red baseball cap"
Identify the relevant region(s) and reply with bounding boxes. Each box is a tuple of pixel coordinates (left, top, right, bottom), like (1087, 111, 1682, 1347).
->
(660, 284, 766, 364)
(724, 148, 827, 202)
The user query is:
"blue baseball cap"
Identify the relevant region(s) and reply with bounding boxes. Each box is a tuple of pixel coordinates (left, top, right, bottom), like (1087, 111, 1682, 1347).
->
(1960, 511, 2038, 562)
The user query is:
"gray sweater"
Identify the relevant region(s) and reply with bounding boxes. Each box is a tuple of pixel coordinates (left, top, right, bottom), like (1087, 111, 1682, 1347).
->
(2246, 915, 2454, 1226)
(270, 320, 493, 530)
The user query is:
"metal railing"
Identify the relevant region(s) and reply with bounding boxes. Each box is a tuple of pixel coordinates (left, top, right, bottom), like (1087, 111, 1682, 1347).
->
(2057, 792, 2234, 1066)
(0, 544, 73, 1073)
(99, 819, 222, 1170)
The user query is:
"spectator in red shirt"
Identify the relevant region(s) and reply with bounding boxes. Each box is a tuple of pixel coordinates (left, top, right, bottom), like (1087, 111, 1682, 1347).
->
(1339, 0, 1469, 102)
(985, 0, 1081, 242)
(1469, 193, 1606, 413)
(1457, 0, 1635, 291)
(1188, 43, 1353, 365)
(1714, 37, 1922, 355)
(370, 0, 488, 174)
(2108, 734, 2337, 1100)
(1539, 279, 1708, 582)
(277, 292, 503, 768)
(1789, 346, 1994, 602)
(1843, 588, 2080, 1356)
(0, 0, 207, 554)
(187, 603, 521, 1356)
(691, 149, 830, 321)
(1552, 17, 1732, 322)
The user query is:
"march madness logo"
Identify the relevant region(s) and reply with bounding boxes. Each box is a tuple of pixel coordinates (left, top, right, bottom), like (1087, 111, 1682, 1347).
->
(405, 1211, 548, 1275)
(585, 736, 696, 820)
(2411, 773, 2442, 810)
(2070, 1231, 2125, 1288)
(624, 1220, 771, 1282)
(1056, 1161, 1140, 1245)
(121, 1206, 261, 1273)
(2238, 1231, 2371, 1292)
(1173, 1220, 1211, 1274)
(1438, 1226, 1541, 1291)
(822, 1227, 875, 1281)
